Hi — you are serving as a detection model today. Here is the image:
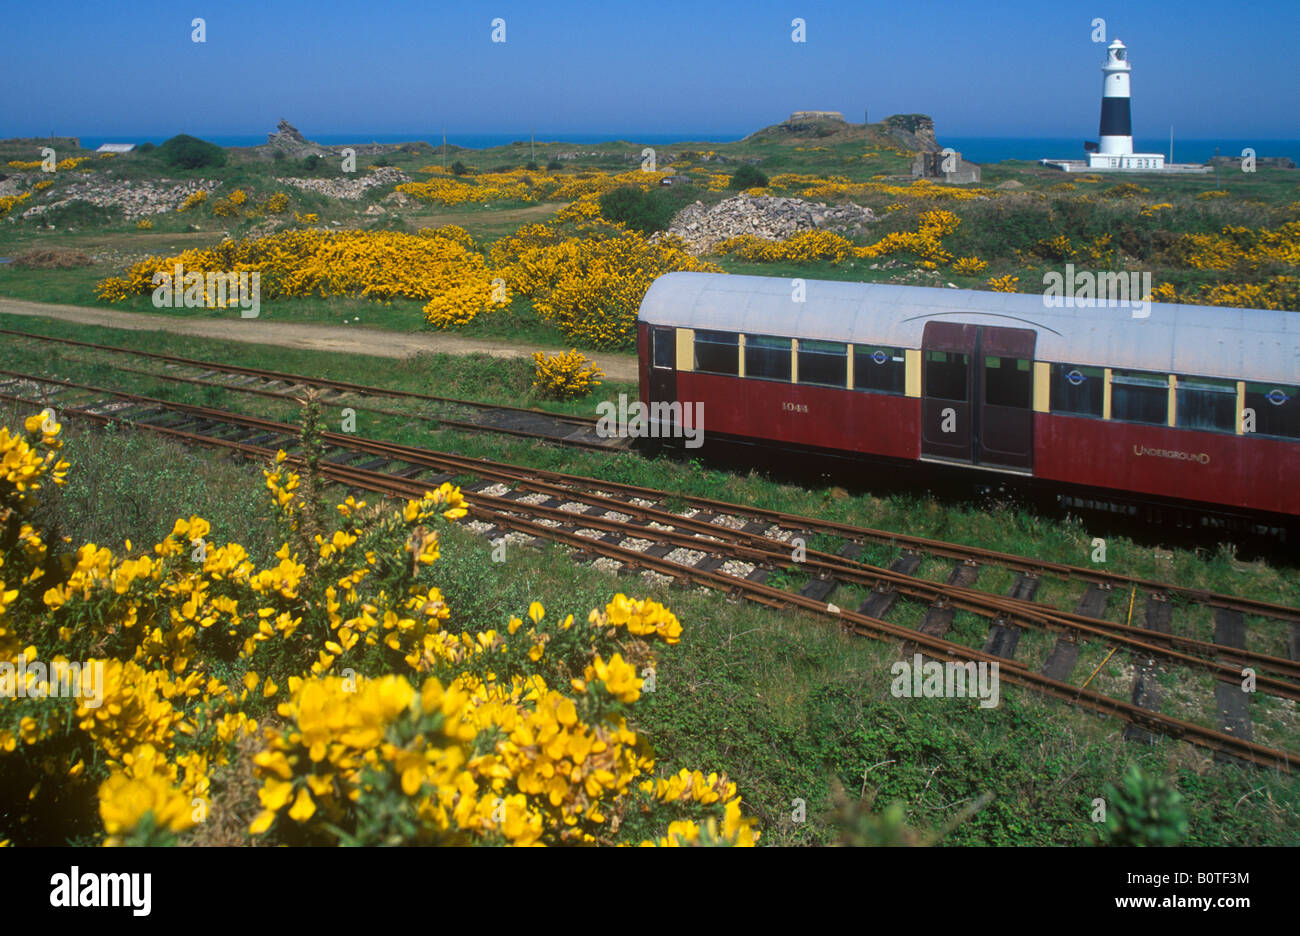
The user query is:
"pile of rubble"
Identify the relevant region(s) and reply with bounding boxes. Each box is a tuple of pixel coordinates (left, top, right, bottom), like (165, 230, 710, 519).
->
(663, 193, 877, 254)
(276, 167, 409, 200)
(20, 179, 218, 221)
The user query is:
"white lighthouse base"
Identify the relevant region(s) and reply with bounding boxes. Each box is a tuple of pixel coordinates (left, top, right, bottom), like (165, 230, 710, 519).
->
(1039, 157, 1211, 174)
(1088, 151, 1164, 170)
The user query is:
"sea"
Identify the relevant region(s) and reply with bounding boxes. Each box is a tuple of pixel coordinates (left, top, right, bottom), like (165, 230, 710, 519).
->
(71, 133, 1300, 166)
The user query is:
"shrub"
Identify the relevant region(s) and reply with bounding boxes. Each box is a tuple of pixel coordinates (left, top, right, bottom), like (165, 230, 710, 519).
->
(547, 159, 562, 171)
(597, 186, 680, 235)
(12, 247, 93, 269)
(157, 134, 227, 170)
(451, 161, 469, 176)
(729, 165, 769, 189)
(178, 190, 208, 212)
(0, 413, 757, 847)
(951, 256, 987, 275)
(532, 349, 605, 399)
(1097, 765, 1188, 846)
(421, 272, 505, 329)
(525, 161, 539, 171)
(136, 142, 156, 153)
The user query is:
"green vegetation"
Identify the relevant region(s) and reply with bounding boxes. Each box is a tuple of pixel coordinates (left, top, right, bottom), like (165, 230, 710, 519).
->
(598, 184, 695, 234)
(7, 399, 1294, 845)
(729, 165, 769, 189)
(157, 133, 228, 170)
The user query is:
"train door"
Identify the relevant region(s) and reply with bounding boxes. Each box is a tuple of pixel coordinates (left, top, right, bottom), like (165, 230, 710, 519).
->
(921, 322, 977, 463)
(648, 326, 677, 435)
(920, 322, 1036, 472)
(977, 325, 1036, 470)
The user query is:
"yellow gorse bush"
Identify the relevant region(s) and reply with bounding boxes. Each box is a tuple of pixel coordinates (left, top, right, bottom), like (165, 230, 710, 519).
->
(95, 227, 502, 306)
(491, 221, 719, 349)
(1165, 220, 1300, 272)
(6, 157, 89, 171)
(0, 418, 757, 847)
(951, 256, 987, 275)
(178, 190, 207, 212)
(797, 178, 992, 202)
(398, 167, 671, 208)
(1147, 276, 1298, 311)
(0, 192, 31, 218)
(713, 209, 962, 267)
(532, 349, 605, 400)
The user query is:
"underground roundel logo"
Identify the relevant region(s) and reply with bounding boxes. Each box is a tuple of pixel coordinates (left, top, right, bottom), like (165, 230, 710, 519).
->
(1066, 369, 1087, 386)
(871, 350, 889, 365)
(1267, 388, 1288, 406)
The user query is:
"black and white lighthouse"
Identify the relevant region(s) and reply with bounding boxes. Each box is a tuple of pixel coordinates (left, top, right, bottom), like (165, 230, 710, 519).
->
(1042, 36, 1207, 174)
(1087, 38, 1164, 169)
(1097, 39, 1133, 156)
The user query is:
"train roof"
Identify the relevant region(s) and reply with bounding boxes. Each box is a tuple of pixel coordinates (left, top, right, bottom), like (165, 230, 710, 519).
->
(638, 272, 1299, 385)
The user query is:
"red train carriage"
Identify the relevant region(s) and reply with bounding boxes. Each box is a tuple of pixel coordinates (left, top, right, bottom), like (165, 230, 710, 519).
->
(636, 272, 1300, 527)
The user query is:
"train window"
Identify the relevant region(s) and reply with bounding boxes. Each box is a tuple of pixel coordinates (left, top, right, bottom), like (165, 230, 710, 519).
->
(798, 340, 847, 388)
(652, 327, 675, 369)
(1175, 376, 1236, 433)
(1111, 370, 1169, 425)
(1050, 364, 1104, 417)
(984, 356, 1032, 408)
(1244, 382, 1300, 439)
(744, 334, 793, 382)
(855, 345, 906, 395)
(694, 330, 739, 375)
(922, 350, 967, 401)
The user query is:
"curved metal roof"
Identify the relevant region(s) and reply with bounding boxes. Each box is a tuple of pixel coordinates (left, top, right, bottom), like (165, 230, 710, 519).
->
(638, 272, 1299, 384)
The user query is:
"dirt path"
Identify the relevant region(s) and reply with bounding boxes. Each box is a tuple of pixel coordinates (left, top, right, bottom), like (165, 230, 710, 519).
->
(0, 297, 639, 382)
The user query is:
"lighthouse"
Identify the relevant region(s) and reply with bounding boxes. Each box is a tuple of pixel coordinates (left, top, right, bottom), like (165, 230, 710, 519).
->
(1086, 39, 1165, 170)
(1097, 39, 1133, 155)
(1040, 37, 1208, 174)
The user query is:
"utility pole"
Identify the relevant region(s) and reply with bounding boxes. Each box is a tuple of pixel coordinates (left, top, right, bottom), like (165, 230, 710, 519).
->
(1169, 125, 1173, 164)
(442, 128, 447, 171)
(530, 125, 535, 165)
(1214, 145, 1220, 188)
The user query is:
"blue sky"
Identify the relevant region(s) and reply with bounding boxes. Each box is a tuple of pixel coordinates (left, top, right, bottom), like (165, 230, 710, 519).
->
(4, 0, 1297, 141)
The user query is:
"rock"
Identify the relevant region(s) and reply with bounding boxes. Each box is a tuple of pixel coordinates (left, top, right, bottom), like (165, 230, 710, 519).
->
(19, 178, 218, 220)
(276, 166, 408, 201)
(882, 114, 940, 153)
(660, 193, 877, 254)
(262, 119, 332, 159)
(997, 180, 1024, 189)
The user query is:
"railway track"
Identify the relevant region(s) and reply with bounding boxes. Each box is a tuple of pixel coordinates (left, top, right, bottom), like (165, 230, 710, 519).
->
(0, 326, 617, 451)
(1, 367, 1296, 771)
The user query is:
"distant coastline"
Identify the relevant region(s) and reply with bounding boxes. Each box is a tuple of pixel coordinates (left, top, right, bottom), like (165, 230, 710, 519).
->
(50, 133, 1300, 166)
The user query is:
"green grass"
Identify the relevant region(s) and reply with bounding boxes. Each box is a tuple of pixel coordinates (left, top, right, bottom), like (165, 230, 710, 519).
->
(0, 313, 635, 419)
(14, 406, 1297, 845)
